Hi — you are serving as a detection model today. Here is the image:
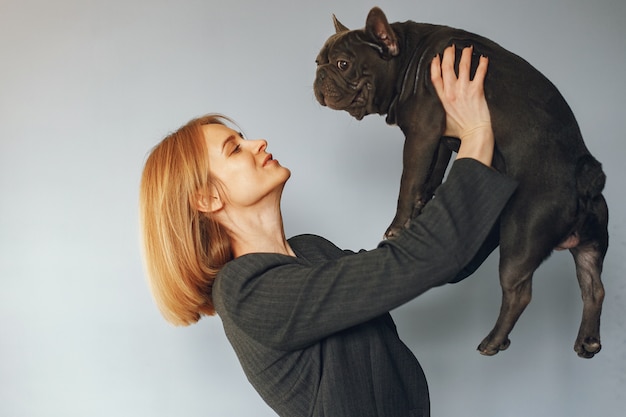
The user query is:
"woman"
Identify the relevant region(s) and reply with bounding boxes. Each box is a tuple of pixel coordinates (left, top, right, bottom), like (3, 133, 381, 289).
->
(140, 46, 517, 416)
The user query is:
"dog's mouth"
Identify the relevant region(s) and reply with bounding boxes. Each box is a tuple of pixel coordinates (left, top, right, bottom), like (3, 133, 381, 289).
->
(346, 87, 370, 119)
(316, 79, 372, 120)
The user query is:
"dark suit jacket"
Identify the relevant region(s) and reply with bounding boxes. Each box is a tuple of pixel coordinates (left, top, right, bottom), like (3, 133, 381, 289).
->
(213, 159, 517, 417)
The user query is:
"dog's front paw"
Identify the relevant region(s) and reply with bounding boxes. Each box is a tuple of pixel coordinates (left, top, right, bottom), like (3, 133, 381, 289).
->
(385, 213, 414, 239)
(384, 224, 405, 240)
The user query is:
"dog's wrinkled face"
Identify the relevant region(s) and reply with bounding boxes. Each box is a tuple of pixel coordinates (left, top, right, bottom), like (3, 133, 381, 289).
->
(314, 9, 401, 120)
(314, 31, 379, 120)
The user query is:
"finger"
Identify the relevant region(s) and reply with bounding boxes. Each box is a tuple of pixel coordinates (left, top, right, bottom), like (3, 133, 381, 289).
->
(441, 45, 457, 88)
(472, 55, 489, 90)
(458, 46, 473, 83)
(430, 53, 443, 94)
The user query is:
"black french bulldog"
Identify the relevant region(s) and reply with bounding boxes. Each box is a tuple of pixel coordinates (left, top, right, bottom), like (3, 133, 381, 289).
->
(314, 7, 609, 358)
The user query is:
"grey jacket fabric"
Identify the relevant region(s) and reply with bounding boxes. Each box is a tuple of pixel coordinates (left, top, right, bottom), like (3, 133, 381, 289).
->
(213, 159, 517, 417)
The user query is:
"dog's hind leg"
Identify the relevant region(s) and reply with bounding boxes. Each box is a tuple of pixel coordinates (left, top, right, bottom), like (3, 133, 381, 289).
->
(570, 244, 605, 358)
(569, 194, 608, 358)
(476, 198, 559, 356)
(477, 256, 537, 356)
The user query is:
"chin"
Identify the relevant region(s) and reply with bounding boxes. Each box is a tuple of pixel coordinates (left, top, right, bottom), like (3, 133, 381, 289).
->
(280, 166, 292, 183)
(347, 106, 369, 120)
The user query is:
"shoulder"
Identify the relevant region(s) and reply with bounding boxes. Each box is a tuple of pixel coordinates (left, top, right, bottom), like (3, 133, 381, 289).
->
(212, 251, 300, 317)
(213, 235, 353, 312)
(289, 234, 356, 261)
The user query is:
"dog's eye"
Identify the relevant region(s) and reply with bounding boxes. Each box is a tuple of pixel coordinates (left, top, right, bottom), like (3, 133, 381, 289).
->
(337, 60, 349, 71)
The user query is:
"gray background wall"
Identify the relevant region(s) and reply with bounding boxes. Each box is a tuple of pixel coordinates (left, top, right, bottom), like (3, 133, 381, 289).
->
(1, 0, 625, 416)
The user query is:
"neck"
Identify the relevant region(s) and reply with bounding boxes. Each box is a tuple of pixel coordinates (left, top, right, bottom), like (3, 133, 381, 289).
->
(229, 217, 294, 258)
(216, 195, 295, 258)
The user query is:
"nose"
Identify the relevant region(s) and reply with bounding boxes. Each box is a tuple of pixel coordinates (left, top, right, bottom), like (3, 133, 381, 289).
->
(250, 139, 267, 153)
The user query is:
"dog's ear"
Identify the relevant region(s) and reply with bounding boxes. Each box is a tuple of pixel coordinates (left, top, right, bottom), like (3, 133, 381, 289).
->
(333, 14, 350, 33)
(365, 7, 399, 58)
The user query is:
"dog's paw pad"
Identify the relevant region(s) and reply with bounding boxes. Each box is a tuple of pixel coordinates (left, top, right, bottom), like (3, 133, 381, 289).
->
(477, 338, 510, 356)
(575, 337, 601, 358)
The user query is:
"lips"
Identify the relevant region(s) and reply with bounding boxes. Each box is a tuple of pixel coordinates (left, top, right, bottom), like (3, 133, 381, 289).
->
(262, 154, 274, 166)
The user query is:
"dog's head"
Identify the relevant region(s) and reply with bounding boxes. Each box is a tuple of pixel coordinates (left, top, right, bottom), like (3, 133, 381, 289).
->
(313, 7, 401, 120)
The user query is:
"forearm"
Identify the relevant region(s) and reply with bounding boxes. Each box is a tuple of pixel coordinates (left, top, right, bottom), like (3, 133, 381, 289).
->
(387, 158, 514, 282)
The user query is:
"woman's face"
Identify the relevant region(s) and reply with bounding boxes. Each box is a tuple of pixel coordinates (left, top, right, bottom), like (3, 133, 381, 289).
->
(203, 123, 291, 208)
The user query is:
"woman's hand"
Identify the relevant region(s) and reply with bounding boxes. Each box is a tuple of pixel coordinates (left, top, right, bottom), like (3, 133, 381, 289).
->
(431, 45, 494, 166)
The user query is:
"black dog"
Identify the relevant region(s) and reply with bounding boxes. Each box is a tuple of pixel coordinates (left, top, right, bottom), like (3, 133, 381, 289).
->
(314, 7, 609, 358)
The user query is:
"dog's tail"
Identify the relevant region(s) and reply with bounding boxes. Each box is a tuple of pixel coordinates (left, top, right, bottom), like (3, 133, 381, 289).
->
(576, 154, 606, 210)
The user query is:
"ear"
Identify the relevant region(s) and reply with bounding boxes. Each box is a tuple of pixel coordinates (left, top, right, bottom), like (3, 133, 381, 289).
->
(193, 187, 223, 214)
(365, 7, 399, 58)
(333, 14, 350, 33)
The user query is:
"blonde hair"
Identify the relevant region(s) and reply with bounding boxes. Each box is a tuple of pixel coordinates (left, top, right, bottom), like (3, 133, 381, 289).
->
(139, 114, 234, 325)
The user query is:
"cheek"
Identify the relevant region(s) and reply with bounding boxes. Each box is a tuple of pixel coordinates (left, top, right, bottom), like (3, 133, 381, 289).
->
(221, 171, 259, 203)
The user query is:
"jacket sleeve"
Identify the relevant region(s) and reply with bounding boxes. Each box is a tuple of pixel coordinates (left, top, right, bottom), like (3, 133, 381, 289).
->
(213, 159, 517, 350)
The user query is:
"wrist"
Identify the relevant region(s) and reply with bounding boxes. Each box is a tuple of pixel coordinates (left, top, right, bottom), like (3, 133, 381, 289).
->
(456, 125, 494, 166)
